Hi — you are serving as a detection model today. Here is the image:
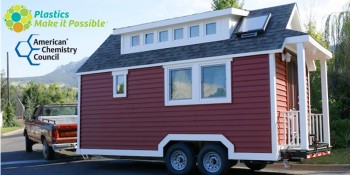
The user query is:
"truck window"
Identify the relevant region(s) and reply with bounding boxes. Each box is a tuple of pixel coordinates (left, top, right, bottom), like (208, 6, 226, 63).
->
(42, 106, 77, 116)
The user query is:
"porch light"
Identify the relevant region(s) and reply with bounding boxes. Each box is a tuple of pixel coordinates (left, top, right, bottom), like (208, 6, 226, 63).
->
(282, 52, 292, 62)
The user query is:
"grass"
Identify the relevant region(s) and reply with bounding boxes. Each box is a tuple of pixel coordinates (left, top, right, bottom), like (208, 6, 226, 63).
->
(301, 148, 350, 164)
(1, 126, 23, 134)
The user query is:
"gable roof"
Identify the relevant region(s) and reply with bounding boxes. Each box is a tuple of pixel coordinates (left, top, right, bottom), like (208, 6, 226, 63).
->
(77, 3, 307, 74)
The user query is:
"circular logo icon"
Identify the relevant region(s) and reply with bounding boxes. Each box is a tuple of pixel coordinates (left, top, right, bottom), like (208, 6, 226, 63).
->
(3, 5, 32, 33)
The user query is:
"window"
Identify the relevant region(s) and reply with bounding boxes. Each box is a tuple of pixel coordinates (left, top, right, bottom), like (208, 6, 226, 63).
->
(190, 25, 199, 38)
(170, 68, 192, 100)
(131, 35, 140, 46)
(159, 30, 168, 42)
(201, 65, 226, 98)
(164, 60, 231, 106)
(174, 28, 183, 40)
(206, 22, 216, 35)
(112, 70, 128, 98)
(145, 33, 154, 44)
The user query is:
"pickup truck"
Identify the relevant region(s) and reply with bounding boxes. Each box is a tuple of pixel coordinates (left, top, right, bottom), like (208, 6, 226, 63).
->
(23, 104, 78, 160)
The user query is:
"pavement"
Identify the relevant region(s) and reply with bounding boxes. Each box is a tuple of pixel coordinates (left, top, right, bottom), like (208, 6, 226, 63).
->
(1, 129, 350, 175)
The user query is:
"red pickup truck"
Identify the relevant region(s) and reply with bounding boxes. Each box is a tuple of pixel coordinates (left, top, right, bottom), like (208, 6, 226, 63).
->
(23, 104, 78, 160)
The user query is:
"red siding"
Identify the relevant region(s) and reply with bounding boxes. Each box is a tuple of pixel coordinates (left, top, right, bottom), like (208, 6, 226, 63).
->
(275, 53, 288, 145)
(80, 55, 272, 153)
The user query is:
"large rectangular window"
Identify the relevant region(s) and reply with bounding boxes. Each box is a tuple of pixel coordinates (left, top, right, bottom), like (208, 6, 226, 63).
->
(145, 33, 154, 44)
(131, 35, 140, 46)
(201, 65, 226, 98)
(174, 28, 183, 40)
(190, 25, 199, 38)
(206, 22, 216, 35)
(164, 60, 231, 106)
(170, 68, 192, 100)
(159, 30, 168, 42)
(112, 70, 128, 98)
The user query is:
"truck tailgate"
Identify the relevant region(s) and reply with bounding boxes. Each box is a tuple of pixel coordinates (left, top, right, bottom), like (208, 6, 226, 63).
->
(54, 124, 77, 143)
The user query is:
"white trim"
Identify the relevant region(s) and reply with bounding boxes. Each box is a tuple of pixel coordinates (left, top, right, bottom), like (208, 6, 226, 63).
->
(79, 134, 279, 161)
(296, 42, 309, 150)
(286, 4, 303, 31)
(163, 59, 232, 106)
(269, 53, 280, 160)
(113, 8, 249, 35)
(76, 49, 280, 76)
(76, 76, 81, 154)
(112, 70, 128, 98)
(283, 35, 332, 59)
(320, 59, 330, 145)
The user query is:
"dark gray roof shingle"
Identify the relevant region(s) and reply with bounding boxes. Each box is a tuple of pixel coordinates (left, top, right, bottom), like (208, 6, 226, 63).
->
(77, 3, 307, 73)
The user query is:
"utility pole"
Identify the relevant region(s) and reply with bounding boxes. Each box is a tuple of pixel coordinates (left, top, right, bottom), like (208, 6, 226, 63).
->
(7, 52, 10, 106)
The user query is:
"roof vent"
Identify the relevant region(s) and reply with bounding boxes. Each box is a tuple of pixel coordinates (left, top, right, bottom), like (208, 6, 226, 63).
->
(240, 32, 258, 38)
(236, 13, 271, 38)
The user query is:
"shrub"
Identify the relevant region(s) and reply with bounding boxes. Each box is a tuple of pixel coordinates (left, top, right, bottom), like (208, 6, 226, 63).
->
(330, 119, 350, 148)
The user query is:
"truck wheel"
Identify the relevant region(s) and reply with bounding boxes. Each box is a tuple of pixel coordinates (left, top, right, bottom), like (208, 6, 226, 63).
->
(197, 144, 230, 175)
(42, 139, 55, 160)
(165, 143, 195, 175)
(244, 162, 267, 171)
(25, 134, 33, 152)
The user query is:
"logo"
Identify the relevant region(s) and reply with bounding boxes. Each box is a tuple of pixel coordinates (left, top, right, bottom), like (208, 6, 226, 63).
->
(15, 34, 78, 66)
(15, 34, 40, 65)
(4, 5, 32, 33)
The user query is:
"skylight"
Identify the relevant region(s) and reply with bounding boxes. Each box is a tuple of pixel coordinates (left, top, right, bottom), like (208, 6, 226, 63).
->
(236, 13, 271, 35)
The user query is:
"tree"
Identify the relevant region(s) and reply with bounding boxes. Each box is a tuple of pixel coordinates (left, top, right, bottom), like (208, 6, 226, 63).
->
(324, 2, 350, 120)
(305, 19, 328, 113)
(212, 0, 244, 10)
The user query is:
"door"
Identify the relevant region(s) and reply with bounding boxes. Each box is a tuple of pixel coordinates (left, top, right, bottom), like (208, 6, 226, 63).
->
(287, 56, 299, 110)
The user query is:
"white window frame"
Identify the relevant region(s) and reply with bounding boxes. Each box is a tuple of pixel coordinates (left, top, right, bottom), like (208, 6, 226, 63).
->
(205, 22, 217, 35)
(145, 33, 154, 45)
(131, 35, 140, 47)
(164, 59, 231, 106)
(189, 25, 200, 38)
(112, 70, 128, 98)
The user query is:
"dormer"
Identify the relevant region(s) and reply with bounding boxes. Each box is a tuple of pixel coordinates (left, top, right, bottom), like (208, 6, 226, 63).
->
(114, 8, 250, 54)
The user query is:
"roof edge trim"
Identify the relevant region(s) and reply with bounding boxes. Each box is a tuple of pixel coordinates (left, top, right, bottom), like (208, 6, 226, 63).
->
(76, 48, 280, 75)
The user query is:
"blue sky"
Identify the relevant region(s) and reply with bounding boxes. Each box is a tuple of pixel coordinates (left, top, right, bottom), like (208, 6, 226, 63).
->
(1, 0, 348, 78)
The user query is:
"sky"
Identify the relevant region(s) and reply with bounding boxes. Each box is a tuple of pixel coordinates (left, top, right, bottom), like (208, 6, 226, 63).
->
(1, 0, 348, 78)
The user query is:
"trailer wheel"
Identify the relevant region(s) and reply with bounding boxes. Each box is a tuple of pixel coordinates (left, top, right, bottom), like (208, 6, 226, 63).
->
(42, 139, 55, 160)
(197, 144, 230, 175)
(244, 162, 267, 171)
(165, 143, 195, 175)
(25, 133, 33, 152)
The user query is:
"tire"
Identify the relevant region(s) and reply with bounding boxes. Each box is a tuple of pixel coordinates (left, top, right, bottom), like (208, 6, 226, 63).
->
(165, 143, 196, 175)
(42, 138, 55, 160)
(244, 162, 267, 171)
(25, 133, 33, 152)
(197, 144, 230, 175)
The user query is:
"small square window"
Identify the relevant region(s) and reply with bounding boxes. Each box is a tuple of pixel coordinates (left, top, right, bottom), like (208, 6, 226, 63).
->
(145, 33, 154, 44)
(159, 31, 168, 42)
(113, 71, 128, 98)
(170, 68, 192, 100)
(190, 25, 199, 38)
(174, 28, 183, 40)
(131, 35, 140, 46)
(206, 23, 216, 35)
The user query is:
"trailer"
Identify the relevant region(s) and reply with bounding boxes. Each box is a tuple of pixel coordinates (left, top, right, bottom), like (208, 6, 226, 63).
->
(76, 3, 332, 175)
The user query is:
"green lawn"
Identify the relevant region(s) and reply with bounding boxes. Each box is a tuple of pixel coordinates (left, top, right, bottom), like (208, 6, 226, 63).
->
(302, 148, 350, 164)
(1, 126, 23, 134)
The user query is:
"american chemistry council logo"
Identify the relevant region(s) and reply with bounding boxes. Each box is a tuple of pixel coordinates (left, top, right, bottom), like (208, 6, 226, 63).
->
(16, 34, 78, 66)
(4, 5, 32, 33)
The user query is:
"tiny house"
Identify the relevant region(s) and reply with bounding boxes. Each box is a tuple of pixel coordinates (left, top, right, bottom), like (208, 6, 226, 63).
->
(76, 3, 332, 175)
